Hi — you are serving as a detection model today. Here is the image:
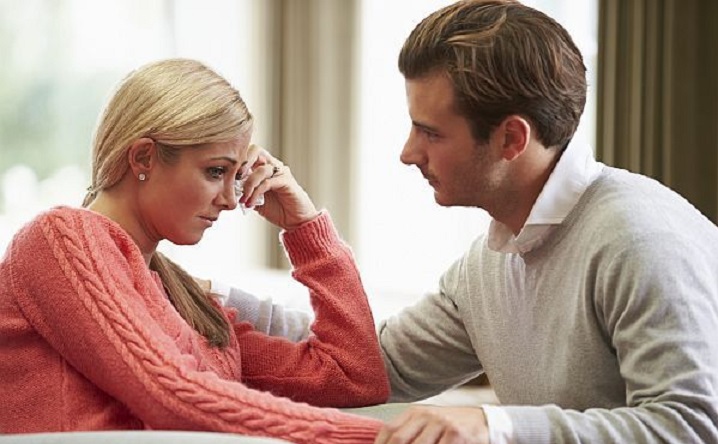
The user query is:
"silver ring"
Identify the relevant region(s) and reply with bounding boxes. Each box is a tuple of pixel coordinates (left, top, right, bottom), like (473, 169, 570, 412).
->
(271, 165, 280, 178)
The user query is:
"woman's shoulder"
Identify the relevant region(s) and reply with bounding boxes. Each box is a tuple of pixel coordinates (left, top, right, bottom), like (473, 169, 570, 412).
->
(3, 206, 147, 289)
(22, 205, 98, 227)
(11, 206, 135, 256)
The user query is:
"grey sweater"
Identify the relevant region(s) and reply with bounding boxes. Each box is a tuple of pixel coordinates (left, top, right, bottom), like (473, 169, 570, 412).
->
(379, 167, 718, 443)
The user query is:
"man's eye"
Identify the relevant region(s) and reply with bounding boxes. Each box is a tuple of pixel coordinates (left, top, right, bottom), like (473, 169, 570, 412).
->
(207, 167, 225, 179)
(424, 129, 439, 141)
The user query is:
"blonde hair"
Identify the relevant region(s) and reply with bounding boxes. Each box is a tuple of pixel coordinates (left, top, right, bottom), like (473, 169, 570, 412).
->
(83, 58, 254, 347)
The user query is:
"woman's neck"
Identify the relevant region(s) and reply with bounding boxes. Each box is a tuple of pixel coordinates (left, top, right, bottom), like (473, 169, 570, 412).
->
(87, 189, 158, 265)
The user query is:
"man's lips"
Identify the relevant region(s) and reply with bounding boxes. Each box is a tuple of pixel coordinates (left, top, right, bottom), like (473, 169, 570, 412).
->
(199, 215, 218, 226)
(421, 171, 438, 187)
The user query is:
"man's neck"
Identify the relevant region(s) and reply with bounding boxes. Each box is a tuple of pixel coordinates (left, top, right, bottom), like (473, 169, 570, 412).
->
(494, 147, 562, 235)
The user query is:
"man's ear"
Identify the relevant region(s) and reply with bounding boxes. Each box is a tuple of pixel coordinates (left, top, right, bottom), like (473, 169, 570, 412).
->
(497, 115, 531, 161)
(127, 138, 156, 179)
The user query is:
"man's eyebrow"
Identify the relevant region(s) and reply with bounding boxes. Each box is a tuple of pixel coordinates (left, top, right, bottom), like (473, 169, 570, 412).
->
(412, 120, 440, 134)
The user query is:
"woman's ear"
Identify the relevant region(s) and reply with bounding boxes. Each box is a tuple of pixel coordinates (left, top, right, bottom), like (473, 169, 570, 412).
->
(127, 138, 156, 180)
(497, 115, 531, 161)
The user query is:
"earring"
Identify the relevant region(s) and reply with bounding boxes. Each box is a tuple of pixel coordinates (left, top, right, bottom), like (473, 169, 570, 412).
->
(138, 173, 146, 181)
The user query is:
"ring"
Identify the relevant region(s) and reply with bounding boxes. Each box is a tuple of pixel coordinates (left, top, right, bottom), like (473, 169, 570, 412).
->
(270, 165, 280, 178)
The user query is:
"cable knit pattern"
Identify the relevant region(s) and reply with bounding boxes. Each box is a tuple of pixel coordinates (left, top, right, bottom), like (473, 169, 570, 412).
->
(0, 207, 389, 442)
(237, 212, 388, 406)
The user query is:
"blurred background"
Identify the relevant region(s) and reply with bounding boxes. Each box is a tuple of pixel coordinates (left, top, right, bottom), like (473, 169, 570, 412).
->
(1, 0, 715, 320)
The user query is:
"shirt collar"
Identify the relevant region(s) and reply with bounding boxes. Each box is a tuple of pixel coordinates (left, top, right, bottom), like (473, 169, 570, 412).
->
(487, 142, 604, 254)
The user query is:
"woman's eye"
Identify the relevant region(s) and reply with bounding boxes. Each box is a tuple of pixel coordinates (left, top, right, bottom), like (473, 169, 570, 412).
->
(207, 167, 225, 179)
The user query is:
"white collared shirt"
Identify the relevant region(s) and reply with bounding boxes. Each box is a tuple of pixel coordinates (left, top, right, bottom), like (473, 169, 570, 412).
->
(482, 142, 604, 444)
(487, 142, 604, 254)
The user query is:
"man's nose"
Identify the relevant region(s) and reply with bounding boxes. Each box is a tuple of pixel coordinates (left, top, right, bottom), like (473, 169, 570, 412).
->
(400, 132, 421, 165)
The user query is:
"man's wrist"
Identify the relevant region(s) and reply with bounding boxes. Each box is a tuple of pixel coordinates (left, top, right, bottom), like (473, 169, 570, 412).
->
(482, 405, 515, 444)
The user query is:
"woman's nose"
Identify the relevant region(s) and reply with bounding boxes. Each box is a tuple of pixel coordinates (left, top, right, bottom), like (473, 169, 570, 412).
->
(217, 182, 239, 211)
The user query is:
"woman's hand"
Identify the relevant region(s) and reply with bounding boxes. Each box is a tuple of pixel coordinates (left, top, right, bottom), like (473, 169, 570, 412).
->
(238, 144, 320, 231)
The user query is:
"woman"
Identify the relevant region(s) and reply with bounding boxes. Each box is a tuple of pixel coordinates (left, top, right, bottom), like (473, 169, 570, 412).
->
(0, 59, 389, 442)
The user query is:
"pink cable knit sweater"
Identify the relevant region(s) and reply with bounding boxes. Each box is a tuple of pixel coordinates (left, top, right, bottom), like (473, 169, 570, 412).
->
(0, 207, 389, 442)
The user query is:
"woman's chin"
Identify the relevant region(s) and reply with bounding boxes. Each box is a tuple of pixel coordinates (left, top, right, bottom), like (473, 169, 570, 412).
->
(168, 232, 205, 246)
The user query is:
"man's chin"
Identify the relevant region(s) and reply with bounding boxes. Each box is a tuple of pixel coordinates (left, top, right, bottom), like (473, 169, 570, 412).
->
(433, 191, 454, 207)
(434, 191, 478, 208)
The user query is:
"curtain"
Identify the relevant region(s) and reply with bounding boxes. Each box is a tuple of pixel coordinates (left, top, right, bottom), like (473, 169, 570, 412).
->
(597, 0, 718, 222)
(248, 0, 358, 268)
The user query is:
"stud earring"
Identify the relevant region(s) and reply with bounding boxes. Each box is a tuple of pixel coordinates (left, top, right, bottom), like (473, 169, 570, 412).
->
(138, 173, 146, 181)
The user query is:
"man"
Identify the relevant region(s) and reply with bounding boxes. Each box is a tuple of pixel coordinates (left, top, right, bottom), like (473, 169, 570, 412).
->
(373, 0, 718, 443)
(211, 0, 718, 442)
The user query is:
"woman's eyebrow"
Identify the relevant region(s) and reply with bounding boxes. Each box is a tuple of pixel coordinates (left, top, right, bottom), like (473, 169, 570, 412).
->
(208, 156, 239, 164)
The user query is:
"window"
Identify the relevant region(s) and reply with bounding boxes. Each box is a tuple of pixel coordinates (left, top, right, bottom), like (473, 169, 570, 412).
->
(0, 0, 264, 274)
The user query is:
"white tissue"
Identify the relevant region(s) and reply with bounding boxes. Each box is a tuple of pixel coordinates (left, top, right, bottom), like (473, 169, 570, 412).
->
(235, 175, 265, 215)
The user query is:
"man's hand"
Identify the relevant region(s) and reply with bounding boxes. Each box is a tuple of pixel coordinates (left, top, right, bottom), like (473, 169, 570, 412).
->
(375, 405, 490, 444)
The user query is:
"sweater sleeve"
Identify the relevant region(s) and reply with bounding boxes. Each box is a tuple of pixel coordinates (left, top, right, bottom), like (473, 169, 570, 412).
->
(235, 212, 390, 407)
(8, 209, 384, 444)
(378, 254, 483, 402)
(220, 285, 312, 342)
(502, 234, 718, 444)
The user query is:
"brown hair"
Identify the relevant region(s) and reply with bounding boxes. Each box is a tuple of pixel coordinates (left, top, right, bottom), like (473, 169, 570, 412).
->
(398, 0, 586, 150)
(83, 58, 254, 347)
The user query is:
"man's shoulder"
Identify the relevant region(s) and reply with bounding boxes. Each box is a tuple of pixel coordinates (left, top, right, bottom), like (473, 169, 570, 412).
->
(589, 167, 673, 201)
(573, 168, 718, 252)
(580, 168, 707, 226)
